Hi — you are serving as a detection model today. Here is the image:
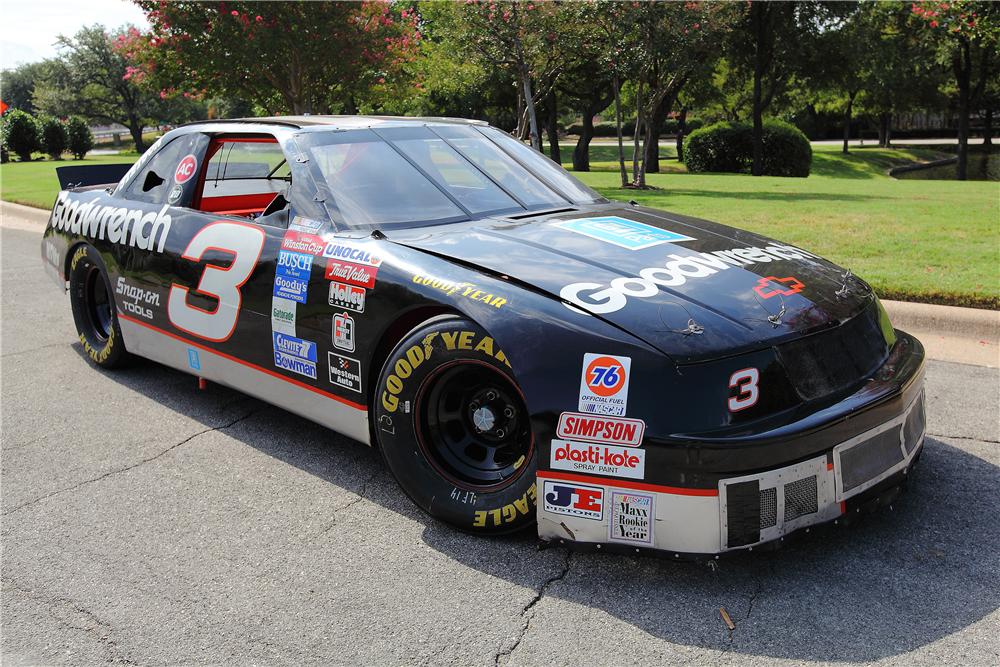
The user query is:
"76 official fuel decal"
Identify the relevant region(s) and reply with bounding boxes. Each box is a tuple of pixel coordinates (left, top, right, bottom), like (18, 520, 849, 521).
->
(578, 353, 631, 416)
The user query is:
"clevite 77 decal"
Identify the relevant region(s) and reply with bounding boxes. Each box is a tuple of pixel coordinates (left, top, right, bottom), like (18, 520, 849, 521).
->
(578, 353, 631, 416)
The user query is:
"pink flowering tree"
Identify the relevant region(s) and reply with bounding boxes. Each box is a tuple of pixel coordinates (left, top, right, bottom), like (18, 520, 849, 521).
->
(911, 1, 999, 179)
(127, 1, 422, 115)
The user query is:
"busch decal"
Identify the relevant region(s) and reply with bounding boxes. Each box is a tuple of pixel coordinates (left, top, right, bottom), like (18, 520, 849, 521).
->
(578, 354, 631, 416)
(550, 439, 645, 480)
(608, 491, 654, 545)
(556, 412, 644, 447)
(276, 250, 314, 281)
(542, 480, 604, 520)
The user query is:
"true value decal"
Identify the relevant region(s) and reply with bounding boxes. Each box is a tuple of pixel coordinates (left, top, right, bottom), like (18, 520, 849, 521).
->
(578, 353, 631, 416)
(50, 192, 172, 252)
(560, 243, 818, 314)
(550, 439, 645, 480)
(608, 491, 654, 545)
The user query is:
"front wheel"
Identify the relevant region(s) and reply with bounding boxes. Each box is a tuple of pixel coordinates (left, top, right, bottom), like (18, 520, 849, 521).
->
(68, 244, 130, 368)
(374, 316, 536, 534)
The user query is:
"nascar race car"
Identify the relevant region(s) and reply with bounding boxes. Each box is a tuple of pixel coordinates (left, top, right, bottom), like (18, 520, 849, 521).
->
(41, 116, 926, 556)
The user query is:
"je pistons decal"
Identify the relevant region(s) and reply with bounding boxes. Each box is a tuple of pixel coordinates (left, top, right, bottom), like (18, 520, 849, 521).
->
(174, 154, 198, 184)
(556, 412, 644, 447)
(326, 260, 378, 289)
(578, 353, 631, 416)
(550, 439, 645, 480)
(553, 216, 694, 250)
(542, 480, 603, 520)
(608, 491, 654, 545)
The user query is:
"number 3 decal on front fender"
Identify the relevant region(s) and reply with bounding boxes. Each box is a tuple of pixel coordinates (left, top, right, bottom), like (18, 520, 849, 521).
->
(167, 221, 266, 342)
(728, 367, 759, 412)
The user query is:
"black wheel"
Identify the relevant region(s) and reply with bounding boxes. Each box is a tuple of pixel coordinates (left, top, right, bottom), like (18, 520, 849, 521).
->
(375, 316, 536, 534)
(68, 244, 129, 368)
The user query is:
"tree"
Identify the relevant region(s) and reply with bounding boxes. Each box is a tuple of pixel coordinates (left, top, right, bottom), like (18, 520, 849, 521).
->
(558, 57, 617, 172)
(38, 115, 69, 159)
(128, 1, 421, 115)
(0, 62, 46, 114)
(66, 116, 94, 159)
(911, 1, 1000, 179)
(33, 26, 162, 152)
(0, 109, 40, 161)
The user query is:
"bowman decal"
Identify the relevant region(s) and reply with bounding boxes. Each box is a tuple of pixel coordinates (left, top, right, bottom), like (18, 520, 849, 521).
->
(272, 332, 317, 379)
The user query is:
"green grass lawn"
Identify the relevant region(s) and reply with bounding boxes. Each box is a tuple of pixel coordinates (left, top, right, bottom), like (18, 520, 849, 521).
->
(2, 144, 997, 307)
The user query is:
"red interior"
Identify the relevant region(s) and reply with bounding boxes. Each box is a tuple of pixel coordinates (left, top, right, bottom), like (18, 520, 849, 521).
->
(194, 136, 281, 217)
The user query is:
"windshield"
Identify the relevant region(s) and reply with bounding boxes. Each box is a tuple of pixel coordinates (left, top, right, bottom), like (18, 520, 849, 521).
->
(300, 124, 605, 229)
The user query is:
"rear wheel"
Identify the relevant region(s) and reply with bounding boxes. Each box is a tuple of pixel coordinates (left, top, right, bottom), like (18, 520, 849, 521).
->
(375, 317, 536, 534)
(68, 244, 129, 368)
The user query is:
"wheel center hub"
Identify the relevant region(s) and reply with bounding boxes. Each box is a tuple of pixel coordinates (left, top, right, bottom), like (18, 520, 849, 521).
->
(472, 406, 496, 433)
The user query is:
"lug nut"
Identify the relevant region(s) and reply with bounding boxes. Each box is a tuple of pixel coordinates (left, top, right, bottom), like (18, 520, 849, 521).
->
(495, 429, 505, 438)
(503, 407, 515, 418)
(485, 391, 497, 401)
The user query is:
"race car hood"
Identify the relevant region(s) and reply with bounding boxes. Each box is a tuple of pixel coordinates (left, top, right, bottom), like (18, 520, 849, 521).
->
(389, 204, 874, 363)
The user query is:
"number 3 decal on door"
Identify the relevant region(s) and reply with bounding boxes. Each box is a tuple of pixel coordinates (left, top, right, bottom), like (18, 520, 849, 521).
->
(168, 221, 266, 342)
(728, 367, 759, 412)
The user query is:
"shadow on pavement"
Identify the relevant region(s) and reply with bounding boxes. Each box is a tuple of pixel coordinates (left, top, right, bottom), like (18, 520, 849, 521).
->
(92, 351, 999, 663)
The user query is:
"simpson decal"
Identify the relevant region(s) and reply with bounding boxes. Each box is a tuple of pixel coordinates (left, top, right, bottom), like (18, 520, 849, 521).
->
(325, 260, 378, 289)
(333, 312, 356, 352)
(328, 281, 366, 313)
(328, 352, 362, 393)
(550, 439, 645, 480)
(579, 354, 631, 416)
(608, 491, 654, 545)
(542, 480, 604, 520)
(556, 412, 644, 447)
(174, 154, 198, 184)
(50, 193, 172, 253)
(553, 216, 694, 250)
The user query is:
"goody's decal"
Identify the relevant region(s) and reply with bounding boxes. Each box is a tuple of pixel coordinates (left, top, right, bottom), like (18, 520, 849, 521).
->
(50, 193, 172, 253)
(281, 231, 326, 256)
(272, 332, 317, 379)
(550, 440, 645, 480)
(273, 274, 308, 303)
(556, 412, 644, 447)
(271, 296, 297, 336)
(560, 243, 817, 314)
(553, 216, 694, 250)
(325, 260, 378, 289)
(328, 352, 362, 393)
(608, 491, 654, 545)
(322, 242, 382, 266)
(276, 250, 314, 281)
(579, 354, 631, 416)
(542, 480, 604, 520)
(753, 275, 805, 299)
(333, 312, 355, 352)
(174, 154, 198, 184)
(328, 281, 366, 313)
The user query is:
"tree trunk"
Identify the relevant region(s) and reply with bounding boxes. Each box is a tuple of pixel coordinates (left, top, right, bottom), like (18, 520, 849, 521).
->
(955, 41, 971, 181)
(751, 4, 766, 176)
(613, 74, 628, 188)
(573, 111, 595, 172)
(877, 113, 892, 148)
(631, 82, 643, 185)
(676, 107, 687, 163)
(128, 116, 146, 154)
(521, 71, 541, 152)
(643, 112, 662, 174)
(842, 93, 854, 155)
(545, 92, 561, 164)
(984, 108, 993, 151)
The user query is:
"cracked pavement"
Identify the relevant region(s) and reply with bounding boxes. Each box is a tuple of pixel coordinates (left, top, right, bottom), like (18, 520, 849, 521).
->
(3, 223, 1000, 665)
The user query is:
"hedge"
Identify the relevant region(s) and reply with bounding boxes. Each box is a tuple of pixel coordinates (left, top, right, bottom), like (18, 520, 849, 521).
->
(1, 110, 40, 161)
(683, 119, 812, 177)
(38, 115, 69, 160)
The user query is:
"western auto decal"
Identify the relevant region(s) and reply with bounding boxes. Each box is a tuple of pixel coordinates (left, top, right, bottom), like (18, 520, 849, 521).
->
(560, 243, 817, 314)
(50, 192, 172, 253)
(325, 260, 378, 288)
(753, 276, 805, 299)
(578, 353, 631, 416)
(542, 480, 604, 520)
(328, 281, 366, 312)
(556, 412, 644, 447)
(550, 439, 646, 480)
(328, 352, 362, 393)
(174, 154, 198, 184)
(553, 216, 694, 250)
(608, 491, 654, 545)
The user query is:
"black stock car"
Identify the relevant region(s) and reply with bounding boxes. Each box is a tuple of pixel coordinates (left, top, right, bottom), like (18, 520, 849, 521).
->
(41, 116, 926, 556)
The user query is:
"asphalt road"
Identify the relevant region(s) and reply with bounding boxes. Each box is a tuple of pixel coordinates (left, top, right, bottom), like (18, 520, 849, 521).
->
(2, 222, 999, 666)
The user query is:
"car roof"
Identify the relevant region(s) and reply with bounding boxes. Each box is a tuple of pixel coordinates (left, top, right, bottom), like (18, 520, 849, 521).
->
(180, 115, 489, 131)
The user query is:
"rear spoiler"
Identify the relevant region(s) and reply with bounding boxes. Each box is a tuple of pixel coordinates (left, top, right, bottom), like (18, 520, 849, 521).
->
(55, 163, 134, 190)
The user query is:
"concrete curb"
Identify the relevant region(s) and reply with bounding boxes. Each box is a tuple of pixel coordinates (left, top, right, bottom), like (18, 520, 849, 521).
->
(883, 299, 999, 342)
(1, 201, 51, 226)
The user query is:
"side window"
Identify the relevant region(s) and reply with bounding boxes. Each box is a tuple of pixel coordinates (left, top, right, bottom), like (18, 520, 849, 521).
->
(194, 137, 291, 219)
(122, 133, 208, 206)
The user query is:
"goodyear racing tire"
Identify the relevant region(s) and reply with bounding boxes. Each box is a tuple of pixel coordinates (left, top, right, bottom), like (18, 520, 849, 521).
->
(375, 316, 536, 535)
(68, 244, 130, 369)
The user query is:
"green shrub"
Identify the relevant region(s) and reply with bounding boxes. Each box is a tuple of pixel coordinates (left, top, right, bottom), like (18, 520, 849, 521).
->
(683, 119, 811, 177)
(38, 115, 69, 160)
(66, 116, 94, 160)
(1, 109, 40, 161)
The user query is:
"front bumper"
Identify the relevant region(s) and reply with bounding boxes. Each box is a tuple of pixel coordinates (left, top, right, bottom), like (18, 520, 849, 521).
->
(537, 330, 926, 557)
